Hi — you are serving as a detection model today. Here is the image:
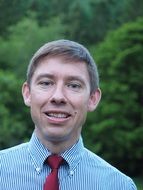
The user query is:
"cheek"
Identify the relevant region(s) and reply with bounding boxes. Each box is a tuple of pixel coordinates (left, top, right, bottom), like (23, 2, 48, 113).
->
(30, 90, 47, 104)
(30, 97, 44, 114)
(72, 95, 89, 111)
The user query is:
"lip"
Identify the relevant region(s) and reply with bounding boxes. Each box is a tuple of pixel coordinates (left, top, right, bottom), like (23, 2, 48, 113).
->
(43, 110, 71, 124)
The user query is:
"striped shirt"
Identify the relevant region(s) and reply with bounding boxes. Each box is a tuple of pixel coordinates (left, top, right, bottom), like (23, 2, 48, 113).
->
(0, 133, 137, 190)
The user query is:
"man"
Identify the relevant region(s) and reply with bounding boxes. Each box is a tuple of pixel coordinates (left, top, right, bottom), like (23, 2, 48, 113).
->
(0, 40, 137, 189)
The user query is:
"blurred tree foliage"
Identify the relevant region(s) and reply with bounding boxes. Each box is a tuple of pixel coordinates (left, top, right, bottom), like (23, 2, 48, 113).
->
(0, 0, 143, 44)
(0, 16, 66, 78)
(0, 0, 31, 36)
(0, 70, 31, 147)
(83, 17, 143, 176)
(0, 0, 143, 176)
(28, 0, 143, 44)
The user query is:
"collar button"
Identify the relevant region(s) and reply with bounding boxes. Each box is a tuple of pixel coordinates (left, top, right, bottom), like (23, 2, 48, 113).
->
(36, 167, 41, 173)
(70, 170, 74, 175)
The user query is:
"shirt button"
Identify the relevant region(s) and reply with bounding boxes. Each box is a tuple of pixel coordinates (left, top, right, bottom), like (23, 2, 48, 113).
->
(70, 170, 74, 175)
(36, 167, 41, 172)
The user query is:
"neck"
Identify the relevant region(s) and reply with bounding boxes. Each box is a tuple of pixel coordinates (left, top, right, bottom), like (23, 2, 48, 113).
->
(34, 129, 80, 154)
(43, 139, 78, 154)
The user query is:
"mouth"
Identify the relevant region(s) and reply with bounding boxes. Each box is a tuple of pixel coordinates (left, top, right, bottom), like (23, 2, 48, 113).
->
(46, 112, 70, 118)
(44, 111, 71, 119)
(43, 111, 71, 124)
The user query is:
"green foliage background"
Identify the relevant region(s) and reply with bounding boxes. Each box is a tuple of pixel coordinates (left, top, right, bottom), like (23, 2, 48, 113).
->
(0, 0, 143, 177)
(83, 17, 143, 176)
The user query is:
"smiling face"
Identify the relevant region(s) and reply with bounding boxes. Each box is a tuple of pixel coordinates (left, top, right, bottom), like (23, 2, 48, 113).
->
(22, 56, 101, 149)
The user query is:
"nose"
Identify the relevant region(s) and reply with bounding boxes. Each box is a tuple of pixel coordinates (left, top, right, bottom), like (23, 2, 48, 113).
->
(50, 84, 67, 105)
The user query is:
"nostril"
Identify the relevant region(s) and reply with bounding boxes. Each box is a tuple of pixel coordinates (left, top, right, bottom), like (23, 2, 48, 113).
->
(50, 97, 67, 105)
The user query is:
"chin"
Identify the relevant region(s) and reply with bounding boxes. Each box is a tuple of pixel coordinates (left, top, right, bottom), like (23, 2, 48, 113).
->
(44, 132, 70, 143)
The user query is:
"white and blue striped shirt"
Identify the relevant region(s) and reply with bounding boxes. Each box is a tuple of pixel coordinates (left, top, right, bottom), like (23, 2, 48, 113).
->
(0, 133, 137, 190)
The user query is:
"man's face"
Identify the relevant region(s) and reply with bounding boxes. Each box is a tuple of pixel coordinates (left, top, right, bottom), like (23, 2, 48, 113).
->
(22, 57, 101, 147)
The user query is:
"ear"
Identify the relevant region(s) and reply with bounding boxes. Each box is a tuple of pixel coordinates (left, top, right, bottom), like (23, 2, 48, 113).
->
(22, 82, 31, 107)
(87, 88, 101, 112)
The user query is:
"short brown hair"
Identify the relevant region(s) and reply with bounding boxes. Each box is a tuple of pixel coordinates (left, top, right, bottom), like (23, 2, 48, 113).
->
(27, 39, 99, 93)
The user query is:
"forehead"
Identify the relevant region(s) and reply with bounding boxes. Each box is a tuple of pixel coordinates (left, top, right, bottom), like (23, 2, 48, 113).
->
(33, 56, 90, 81)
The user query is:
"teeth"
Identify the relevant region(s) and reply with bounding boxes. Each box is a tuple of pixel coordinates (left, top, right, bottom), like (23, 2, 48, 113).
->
(48, 113, 68, 118)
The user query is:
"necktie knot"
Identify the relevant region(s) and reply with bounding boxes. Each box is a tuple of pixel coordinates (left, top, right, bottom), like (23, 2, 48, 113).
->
(47, 155, 63, 170)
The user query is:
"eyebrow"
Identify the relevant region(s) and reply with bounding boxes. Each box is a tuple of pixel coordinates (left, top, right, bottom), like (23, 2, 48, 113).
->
(66, 76, 86, 85)
(35, 73, 55, 82)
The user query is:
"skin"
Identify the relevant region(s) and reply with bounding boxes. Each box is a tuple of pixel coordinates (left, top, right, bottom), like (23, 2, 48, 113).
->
(22, 57, 101, 154)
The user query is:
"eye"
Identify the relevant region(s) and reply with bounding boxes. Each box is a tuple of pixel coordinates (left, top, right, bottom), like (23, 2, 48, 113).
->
(67, 82, 82, 91)
(38, 80, 54, 87)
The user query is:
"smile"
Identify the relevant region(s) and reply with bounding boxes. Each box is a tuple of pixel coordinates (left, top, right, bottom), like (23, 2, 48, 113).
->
(43, 111, 71, 124)
(47, 113, 69, 118)
(44, 112, 71, 119)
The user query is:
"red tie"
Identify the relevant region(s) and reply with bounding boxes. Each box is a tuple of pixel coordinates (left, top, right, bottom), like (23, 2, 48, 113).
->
(44, 155, 63, 190)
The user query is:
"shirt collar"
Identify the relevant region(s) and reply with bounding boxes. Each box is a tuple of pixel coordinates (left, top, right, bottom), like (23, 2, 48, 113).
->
(28, 133, 51, 172)
(28, 132, 85, 173)
(61, 137, 85, 172)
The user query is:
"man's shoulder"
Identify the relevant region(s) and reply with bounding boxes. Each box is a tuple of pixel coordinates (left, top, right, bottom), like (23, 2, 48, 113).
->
(0, 142, 29, 159)
(83, 147, 125, 174)
(83, 148, 137, 189)
(83, 147, 114, 167)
